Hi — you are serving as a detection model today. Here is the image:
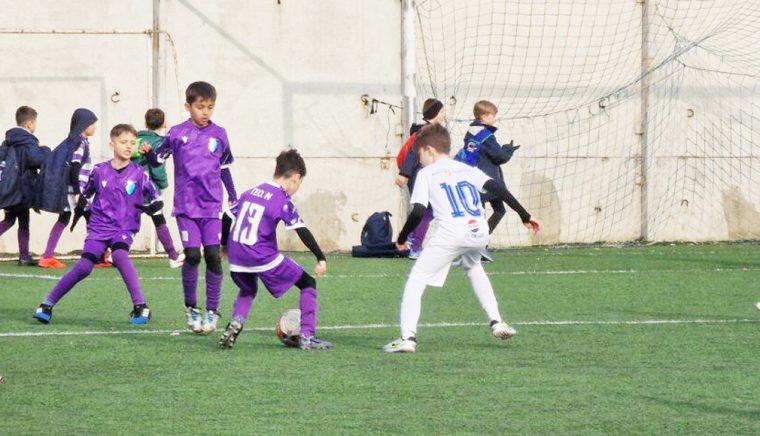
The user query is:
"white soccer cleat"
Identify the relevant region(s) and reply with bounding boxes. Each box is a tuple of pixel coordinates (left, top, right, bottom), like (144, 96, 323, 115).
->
(202, 310, 221, 334)
(383, 338, 417, 353)
(186, 306, 203, 333)
(756, 302, 760, 311)
(169, 252, 185, 269)
(491, 322, 517, 340)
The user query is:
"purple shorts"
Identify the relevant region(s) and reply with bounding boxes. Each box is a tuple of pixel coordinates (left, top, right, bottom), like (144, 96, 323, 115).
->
(177, 215, 221, 248)
(82, 232, 134, 258)
(230, 256, 305, 298)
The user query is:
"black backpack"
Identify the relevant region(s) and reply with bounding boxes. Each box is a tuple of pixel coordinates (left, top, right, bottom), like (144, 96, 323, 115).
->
(352, 211, 408, 258)
(0, 141, 22, 203)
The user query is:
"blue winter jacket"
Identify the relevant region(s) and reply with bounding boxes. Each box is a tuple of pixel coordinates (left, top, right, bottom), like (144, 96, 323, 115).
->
(466, 120, 515, 201)
(0, 128, 49, 208)
(36, 108, 97, 213)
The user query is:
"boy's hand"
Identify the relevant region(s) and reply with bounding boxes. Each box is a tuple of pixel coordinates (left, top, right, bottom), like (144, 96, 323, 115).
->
(139, 143, 152, 154)
(524, 219, 541, 234)
(396, 241, 409, 251)
(315, 260, 327, 277)
(512, 145, 521, 151)
(395, 175, 408, 187)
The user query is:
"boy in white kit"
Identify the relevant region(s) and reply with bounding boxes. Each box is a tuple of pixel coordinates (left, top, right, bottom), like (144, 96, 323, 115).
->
(384, 124, 540, 353)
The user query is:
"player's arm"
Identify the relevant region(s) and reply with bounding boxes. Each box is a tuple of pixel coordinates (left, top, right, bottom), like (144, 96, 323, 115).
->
(482, 179, 540, 232)
(135, 172, 164, 215)
(295, 227, 326, 262)
(482, 136, 515, 165)
(220, 211, 234, 247)
(397, 202, 427, 246)
(141, 136, 171, 167)
(220, 133, 237, 203)
(221, 168, 237, 203)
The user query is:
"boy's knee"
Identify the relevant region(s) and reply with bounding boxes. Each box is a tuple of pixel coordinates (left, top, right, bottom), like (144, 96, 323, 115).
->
(184, 247, 202, 266)
(151, 214, 166, 226)
(203, 245, 222, 274)
(58, 212, 72, 225)
(111, 242, 130, 253)
(295, 271, 317, 290)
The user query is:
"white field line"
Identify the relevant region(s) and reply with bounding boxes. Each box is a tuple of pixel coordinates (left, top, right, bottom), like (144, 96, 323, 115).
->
(2, 267, 760, 282)
(1, 318, 758, 338)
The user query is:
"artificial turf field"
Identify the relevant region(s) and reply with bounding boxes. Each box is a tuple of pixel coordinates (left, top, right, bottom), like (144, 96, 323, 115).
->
(1, 243, 759, 434)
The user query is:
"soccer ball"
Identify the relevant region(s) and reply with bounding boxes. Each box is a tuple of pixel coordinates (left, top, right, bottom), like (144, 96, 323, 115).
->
(276, 309, 301, 347)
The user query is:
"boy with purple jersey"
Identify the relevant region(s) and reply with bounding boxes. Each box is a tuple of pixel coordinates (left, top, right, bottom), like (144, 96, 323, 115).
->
(141, 81, 237, 334)
(34, 124, 162, 325)
(218, 150, 333, 350)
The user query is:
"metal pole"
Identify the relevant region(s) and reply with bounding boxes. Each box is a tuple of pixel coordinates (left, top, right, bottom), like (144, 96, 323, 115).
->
(401, 0, 417, 139)
(639, 0, 650, 241)
(150, 0, 160, 256)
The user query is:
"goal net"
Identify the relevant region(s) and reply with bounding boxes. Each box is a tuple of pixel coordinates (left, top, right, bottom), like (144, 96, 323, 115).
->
(414, 0, 760, 245)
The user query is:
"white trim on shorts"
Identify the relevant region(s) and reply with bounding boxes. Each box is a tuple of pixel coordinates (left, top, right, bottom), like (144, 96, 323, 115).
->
(229, 254, 284, 273)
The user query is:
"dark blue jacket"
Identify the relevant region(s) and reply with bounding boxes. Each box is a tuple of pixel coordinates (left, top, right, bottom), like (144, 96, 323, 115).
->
(36, 108, 97, 213)
(0, 128, 50, 208)
(399, 122, 427, 192)
(467, 120, 515, 201)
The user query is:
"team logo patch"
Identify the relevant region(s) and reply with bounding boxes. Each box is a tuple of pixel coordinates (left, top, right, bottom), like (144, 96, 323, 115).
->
(182, 136, 188, 143)
(467, 219, 480, 234)
(101, 180, 108, 188)
(208, 138, 219, 153)
(125, 180, 137, 195)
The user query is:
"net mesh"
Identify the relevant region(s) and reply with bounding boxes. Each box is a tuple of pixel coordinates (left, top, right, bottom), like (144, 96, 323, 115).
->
(415, 0, 760, 244)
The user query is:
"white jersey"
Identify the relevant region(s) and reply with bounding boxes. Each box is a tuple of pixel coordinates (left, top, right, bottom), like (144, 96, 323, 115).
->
(410, 157, 491, 246)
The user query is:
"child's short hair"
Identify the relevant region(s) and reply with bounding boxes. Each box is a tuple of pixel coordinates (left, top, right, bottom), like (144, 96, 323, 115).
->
(15, 106, 37, 126)
(144, 108, 165, 130)
(473, 100, 498, 119)
(422, 98, 443, 121)
(186, 81, 217, 104)
(414, 124, 451, 154)
(110, 123, 138, 139)
(274, 149, 307, 178)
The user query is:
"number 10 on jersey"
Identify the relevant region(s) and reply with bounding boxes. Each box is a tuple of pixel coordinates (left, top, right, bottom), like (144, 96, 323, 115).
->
(440, 182, 481, 218)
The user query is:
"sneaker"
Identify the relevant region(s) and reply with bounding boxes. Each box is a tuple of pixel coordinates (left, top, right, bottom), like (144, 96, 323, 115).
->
(219, 320, 244, 349)
(95, 251, 113, 268)
(491, 322, 517, 339)
(382, 337, 417, 353)
(38, 256, 66, 269)
(299, 335, 334, 350)
(18, 256, 37, 267)
(34, 304, 53, 324)
(169, 252, 185, 269)
(129, 304, 152, 325)
(186, 306, 203, 333)
(202, 310, 221, 334)
(480, 248, 494, 264)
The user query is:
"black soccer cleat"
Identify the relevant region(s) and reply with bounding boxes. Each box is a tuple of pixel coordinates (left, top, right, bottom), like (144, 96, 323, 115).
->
(129, 304, 152, 325)
(219, 320, 244, 349)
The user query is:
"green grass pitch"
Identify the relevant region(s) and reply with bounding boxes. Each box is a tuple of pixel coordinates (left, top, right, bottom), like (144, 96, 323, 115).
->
(1, 243, 759, 434)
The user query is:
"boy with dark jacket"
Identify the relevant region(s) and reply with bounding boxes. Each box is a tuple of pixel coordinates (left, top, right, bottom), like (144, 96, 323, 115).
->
(0, 106, 50, 265)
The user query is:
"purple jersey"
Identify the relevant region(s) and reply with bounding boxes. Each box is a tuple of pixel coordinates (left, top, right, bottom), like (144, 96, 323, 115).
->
(154, 119, 233, 218)
(82, 161, 161, 240)
(227, 182, 305, 272)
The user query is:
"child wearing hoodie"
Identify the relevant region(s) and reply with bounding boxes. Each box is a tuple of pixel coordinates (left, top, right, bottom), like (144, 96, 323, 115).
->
(37, 108, 98, 269)
(0, 106, 50, 265)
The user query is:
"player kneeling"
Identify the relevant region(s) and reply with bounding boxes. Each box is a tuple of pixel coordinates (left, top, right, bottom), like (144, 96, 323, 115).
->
(219, 150, 333, 350)
(383, 124, 540, 353)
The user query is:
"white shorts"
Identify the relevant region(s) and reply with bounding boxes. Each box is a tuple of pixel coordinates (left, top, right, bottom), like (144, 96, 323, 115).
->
(408, 236, 486, 287)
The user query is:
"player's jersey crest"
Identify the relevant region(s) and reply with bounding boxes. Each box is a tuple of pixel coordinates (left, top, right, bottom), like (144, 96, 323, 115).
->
(101, 180, 107, 188)
(182, 136, 188, 143)
(208, 137, 219, 153)
(125, 180, 137, 195)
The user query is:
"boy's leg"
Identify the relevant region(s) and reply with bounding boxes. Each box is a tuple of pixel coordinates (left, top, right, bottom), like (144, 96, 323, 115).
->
(151, 213, 179, 260)
(109, 237, 145, 306)
(0, 208, 17, 235)
(177, 215, 202, 308)
(409, 206, 434, 253)
(41, 240, 106, 307)
(42, 212, 71, 258)
(294, 272, 319, 338)
(487, 199, 506, 234)
(461, 251, 502, 323)
(199, 218, 223, 312)
(398, 239, 460, 339)
(230, 272, 259, 324)
(16, 207, 31, 261)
